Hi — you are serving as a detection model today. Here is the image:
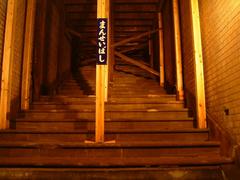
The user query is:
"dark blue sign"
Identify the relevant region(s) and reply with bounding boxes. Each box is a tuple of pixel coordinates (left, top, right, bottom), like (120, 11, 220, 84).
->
(97, 18, 108, 65)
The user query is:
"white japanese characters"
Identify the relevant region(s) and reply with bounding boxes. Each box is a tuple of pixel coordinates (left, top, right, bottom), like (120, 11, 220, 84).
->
(97, 19, 108, 64)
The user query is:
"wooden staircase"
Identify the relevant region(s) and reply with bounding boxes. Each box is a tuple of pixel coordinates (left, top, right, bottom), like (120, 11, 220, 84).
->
(0, 63, 233, 176)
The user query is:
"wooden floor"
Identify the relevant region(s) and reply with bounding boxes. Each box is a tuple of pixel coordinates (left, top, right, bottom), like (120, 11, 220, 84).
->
(0, 63, 233, 178)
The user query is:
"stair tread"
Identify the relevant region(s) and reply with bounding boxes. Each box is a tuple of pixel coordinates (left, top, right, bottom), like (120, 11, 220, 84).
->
(0, 128, 209, 134)
(16, 118, 194, 122)
(0, 156, 233, 167)
(24, 108, 189, 113)
(0, 141, 220, 148)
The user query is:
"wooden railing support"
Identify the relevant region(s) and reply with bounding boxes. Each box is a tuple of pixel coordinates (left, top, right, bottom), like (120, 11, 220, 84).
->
(149, 35, 154, 68)
(21, 0, 37, 110)
(115, 51, 159, 77)
(158, 12, 165, 87)
(173, 0, 184, 100)
(113, 29, 159, 48)
(190, 0, 207, 128)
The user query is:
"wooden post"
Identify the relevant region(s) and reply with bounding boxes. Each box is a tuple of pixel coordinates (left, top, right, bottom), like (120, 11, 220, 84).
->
(172, 0, 184, 100)
(104, 0, 110, 102)
(190, 0, 207, 128)
(158, 13, 165, 87)
(33, 0, 47, 101)
(148, 35, 154, 68)
(21, 0, 37, 110)
(0, 0, 15, 129)
(108, 0, 114, 87)
(96, 0, 109, 143)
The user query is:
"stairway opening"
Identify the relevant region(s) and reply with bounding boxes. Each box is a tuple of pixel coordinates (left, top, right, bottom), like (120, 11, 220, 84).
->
(0, 0, 236, 178)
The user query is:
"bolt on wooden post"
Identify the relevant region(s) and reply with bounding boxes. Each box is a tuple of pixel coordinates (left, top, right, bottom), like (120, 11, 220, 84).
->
(96, 0, 109, 143)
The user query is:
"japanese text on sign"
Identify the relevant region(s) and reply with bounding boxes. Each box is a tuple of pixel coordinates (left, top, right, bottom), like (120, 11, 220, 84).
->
(97, 18, 108, 65)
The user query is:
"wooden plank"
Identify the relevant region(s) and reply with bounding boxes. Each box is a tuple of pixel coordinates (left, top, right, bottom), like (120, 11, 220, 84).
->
(172, 0, 184, 100)
(190, 0, 206, 128)
(0, 0, 15, 129)
(21, 0, 37, 110)
(113, 29, 158, 47)
(158, 13, 165, 87)
(114, 51, 159, 77)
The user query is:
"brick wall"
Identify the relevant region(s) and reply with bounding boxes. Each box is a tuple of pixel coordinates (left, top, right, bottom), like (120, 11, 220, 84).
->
(0, 0, 8, 92)
(179, 0, 196, 116)
(10, 0, 27, 118)
(199, 1, 240, 142)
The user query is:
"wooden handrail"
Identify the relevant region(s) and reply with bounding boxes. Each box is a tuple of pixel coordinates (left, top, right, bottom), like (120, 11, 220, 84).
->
(114, 51, 159, 77)
(112, 29, 160, 47)
(119, 43, 147, 54)
(66, 28, 97, 46)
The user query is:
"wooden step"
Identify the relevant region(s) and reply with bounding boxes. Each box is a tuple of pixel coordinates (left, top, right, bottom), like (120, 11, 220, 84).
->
(15, 118, 194, 130)
(0, 129, 210, 142)
(20, 110, 191, 120)
(0, 141, 221, 159)
(31, 102, 185, 110)
(38, 96, 182, 104)
(0, 156, 232, 167)
(0, 167, 226, 180)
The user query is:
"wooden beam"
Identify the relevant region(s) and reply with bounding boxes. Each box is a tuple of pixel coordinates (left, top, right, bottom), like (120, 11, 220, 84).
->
(112, 29, 159, 47)
(173, 0, 184, 100)
(96, 0, 108, 143)
(190, 0, 207, 128)
(119, 43, 147, 53)
(148, 35, 154, 68)
(104, 0, 110, 102)
(114, 51, 159, 77)
(158, 12, 165, 87)
(67, 28, 97, 45)
(21, 0, 37, 110)
(0, 0, 15, 129)
(109, 0, 115, 84)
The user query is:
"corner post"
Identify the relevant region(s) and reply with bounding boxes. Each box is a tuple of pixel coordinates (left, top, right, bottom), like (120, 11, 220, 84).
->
(190, 0, 207, 128)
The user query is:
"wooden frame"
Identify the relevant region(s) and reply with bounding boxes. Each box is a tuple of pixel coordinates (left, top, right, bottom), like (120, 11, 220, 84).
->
(115, 51, 159, 77)
(113, 29, 159, 47)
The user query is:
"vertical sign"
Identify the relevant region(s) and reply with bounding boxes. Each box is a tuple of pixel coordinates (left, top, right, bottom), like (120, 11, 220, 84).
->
(97, 18, 108, 65)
